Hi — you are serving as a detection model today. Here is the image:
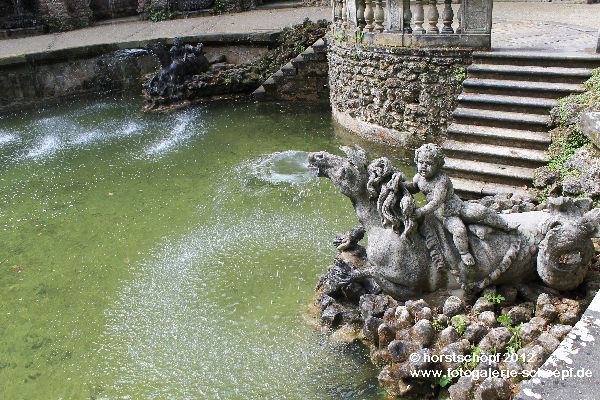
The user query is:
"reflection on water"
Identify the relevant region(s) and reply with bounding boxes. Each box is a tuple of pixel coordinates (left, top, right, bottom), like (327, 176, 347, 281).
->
(0, 96, 387, 400)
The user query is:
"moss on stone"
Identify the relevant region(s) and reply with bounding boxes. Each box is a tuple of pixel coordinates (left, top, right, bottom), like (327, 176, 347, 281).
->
(533, 68, 600, 202)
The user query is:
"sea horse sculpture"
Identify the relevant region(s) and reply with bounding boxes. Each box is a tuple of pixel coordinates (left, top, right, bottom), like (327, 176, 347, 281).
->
(308, 145, 600, 299)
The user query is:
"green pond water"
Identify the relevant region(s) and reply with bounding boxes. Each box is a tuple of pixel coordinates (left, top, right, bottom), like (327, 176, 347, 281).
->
(0, 96, 413, 400)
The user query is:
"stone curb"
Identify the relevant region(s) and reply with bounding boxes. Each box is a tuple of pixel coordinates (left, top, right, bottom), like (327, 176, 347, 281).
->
(516, 289, 600, 400)
(0, 31, 281, 68)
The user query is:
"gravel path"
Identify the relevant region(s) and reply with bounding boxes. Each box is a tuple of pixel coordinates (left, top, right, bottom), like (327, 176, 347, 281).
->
(0, 3, 598, 58)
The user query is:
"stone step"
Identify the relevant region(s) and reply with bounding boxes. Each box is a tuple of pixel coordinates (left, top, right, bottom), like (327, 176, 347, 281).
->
(447, 123, 551, 150)
(452, 107, 549, 131)
(291, 54, 306, 69)
(463, 78, 584, 99)
(472, 51, 600, 69)
(251, 85, 266, 100)
(466, 64, 593, 84)
(311, 38, 327, 53)
(444, 157, 534, 186)
(443, 139, 547, 168)
(280, 62, 297, 76)
(301, 47, 326, 62)
(451, 177, 530, 200)
(457, 93, 557, 115)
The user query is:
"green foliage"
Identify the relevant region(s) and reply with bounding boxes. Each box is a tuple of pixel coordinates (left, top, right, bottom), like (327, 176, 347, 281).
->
(150, 10, 174, 22)
(451, 314, 468, 335)
(506, 323, 523, 355)
(333, 29, 346, 42)
(547, 129, 590, 175)
(484, 293, 505, 305)
(354, 28, 365, 44)
(432, 318, 445, 331)
(453, 66, 467, 83)
(213, 0, 243, 13)
(535, 68, 599, 199)
(496, 314, 512, 327)
(438, 374, 454, 388)
(463, 346, 481, 371)
(146, 6, 175, 22)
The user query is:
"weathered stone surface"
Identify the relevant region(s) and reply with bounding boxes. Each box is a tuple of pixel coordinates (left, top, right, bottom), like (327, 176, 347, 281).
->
(561, 147, 600, 199)
(518, 344, 546, 370)
(411, 319, 435, 347)
(520, 321, 543, 345)
(415, 306, 433, 321)
(536, 303, 558, 322)
(533, 166, 559, 188)
(405, 299, 429, 316)
(464, 322, 489, 344)
(473, 296, 495, 314)
(388, 339, 418, 363)
(439, 326, 461, 345)
(378, 323, 397, 348)
(321, 303, 345, 326)
(536, 332, 561, 355)
(395, 306, 413, 328)
(328, 41, 470, 147)
(549, 324, 572, 341)
(556, 298, 582, 325)
(498, 286, 519, 306)
(478, 311, 497, 327)
(439, 339, 471, 371)
(479, 327, 512, 353)
(474, 376, 511, 400)
(363, 316, 384, 343)
(444, 296, 467, 317)
(359, 294, 398, 318)
(507, 305, 534, 325)
(579, 112, 600, 149)
(449, 376, 476, 400)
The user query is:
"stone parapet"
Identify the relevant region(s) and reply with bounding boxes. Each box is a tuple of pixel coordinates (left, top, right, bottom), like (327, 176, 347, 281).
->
(328, 38, 471, 148)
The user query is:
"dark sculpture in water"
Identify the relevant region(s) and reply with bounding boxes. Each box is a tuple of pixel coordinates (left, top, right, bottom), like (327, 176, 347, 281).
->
(146, 39, 210, 99)
(308, 144, 600, 300)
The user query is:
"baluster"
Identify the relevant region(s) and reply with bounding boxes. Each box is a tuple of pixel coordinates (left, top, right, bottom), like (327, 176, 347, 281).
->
(441, 0, 454, 33)
(403, 0, 412, 33)
(335, 0, 343, 23)
(374, 0, 384, 32)
(357, 0, 366, 29)
(428, 0, 439, 34)
(342, 0, 348, 27)
(456, 2, 462, 33)
(364, 0, 374, 32)
(414, 0, 426, 34)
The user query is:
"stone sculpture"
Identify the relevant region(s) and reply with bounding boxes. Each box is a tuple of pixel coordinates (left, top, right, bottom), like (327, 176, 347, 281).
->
(146, 39, 210, 98)
(308, 144, 600, 300)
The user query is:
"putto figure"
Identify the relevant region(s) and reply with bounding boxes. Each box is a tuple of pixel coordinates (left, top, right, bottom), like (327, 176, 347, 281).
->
(308, 145, 599, 299)
(406, 144, 515, 266)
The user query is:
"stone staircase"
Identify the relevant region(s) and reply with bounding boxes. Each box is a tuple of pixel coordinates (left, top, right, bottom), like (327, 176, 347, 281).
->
(252, 37, 328, 101)
(443, 51, 600, 198)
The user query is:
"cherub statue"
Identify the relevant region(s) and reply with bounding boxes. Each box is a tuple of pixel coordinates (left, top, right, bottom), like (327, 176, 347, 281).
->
(406, 144, 516, 266)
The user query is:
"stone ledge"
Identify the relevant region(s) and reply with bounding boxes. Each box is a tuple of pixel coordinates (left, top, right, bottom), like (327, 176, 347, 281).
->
(0, 31, 281, 68)
(332, 34, 475, 58)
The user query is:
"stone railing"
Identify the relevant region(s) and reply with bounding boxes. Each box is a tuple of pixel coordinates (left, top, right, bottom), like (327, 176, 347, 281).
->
(332, 0, 493, 49)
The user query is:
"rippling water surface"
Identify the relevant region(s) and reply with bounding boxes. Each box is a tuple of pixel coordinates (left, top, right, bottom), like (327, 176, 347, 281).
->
(0, 97, 410, 399)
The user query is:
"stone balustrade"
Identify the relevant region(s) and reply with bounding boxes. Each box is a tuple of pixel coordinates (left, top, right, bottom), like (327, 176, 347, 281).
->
(333, 0, 493, 49)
